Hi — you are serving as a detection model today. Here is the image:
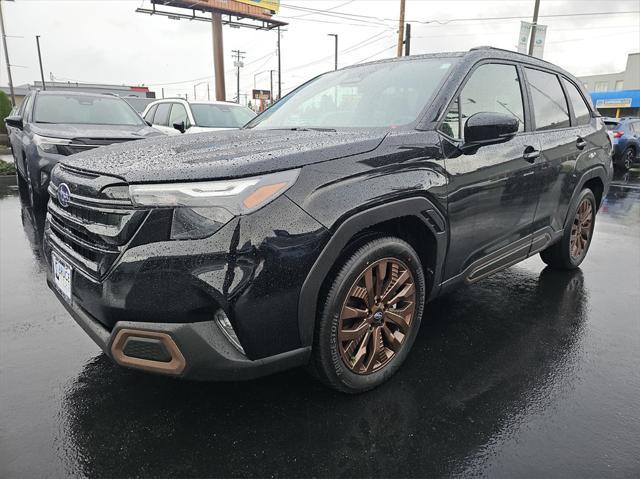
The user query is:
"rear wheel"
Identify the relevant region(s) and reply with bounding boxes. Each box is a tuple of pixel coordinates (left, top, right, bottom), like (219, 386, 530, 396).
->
(310, 236, 425, 393)
(620, 147, 635, 171)
(616, 146, 636, 171)
(540, 188, 596, 270)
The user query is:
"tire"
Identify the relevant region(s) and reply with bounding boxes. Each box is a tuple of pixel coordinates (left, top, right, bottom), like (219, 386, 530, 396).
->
(540, 188, 596, 270)
(310, 236, 426, 393)
(618, 147, 635, 171)
(24, 162, 47, 209)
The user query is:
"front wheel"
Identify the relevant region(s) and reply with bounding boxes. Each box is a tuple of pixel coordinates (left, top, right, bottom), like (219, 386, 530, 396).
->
(540, 188, 596, 270)
(310, 236, 426, 393)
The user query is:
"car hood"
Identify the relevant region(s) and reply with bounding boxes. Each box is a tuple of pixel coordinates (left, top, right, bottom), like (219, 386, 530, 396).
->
(61, 128, 388, 183)
(31, 123, 163, 140)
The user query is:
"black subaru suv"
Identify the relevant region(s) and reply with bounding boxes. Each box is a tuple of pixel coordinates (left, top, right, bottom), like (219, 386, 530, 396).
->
(44, 47, 612, 393)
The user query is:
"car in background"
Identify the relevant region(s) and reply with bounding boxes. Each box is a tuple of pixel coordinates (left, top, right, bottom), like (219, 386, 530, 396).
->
(123, 96, 156, 114)
(142, 98, 256, 135)
(603, 117, 640, 170)
(4, 91, 163, 207)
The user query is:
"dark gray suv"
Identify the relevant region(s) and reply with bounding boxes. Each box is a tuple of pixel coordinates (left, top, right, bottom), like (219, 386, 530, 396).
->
(5, 91, 162, 207)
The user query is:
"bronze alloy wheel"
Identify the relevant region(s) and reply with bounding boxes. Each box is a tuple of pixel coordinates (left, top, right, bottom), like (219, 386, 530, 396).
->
(570, 198, 593, 260)
(338, 258, 417, 375)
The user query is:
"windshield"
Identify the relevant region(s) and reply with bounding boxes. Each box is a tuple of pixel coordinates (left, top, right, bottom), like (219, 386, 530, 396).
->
(124, 97, 154, 113)
(191, 104, 256, 128)
(34, 94, 144, 126)
(247, 57, 457, 130)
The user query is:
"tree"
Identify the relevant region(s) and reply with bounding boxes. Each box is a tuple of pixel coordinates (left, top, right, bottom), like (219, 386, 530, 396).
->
(0, 91, 12, 135)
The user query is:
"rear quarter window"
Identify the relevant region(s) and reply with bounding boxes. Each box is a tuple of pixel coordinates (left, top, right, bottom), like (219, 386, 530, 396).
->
(562, 78, 591, 126)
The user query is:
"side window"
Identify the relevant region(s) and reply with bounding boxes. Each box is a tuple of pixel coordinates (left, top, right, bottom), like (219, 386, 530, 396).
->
(22, 94, 35, 122)
(562, 78, 591, 126)
(169, 103, 190, 127)
(144, 104, 158, 123)
(153, 103, 171, 126)
(18, 94, 31, 116)
(440, 63, 525, 139)
(525, 68, 570, 131)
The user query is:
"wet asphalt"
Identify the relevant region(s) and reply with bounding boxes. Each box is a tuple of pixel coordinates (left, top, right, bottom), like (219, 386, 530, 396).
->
(1, 171, 639, 479)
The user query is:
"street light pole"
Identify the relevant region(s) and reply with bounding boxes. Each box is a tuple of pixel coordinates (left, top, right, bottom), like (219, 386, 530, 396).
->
(277, 26, 282, 100)
(0, 0, 16, 106)
(528, 0, 541, 56)
(328, 34, 338, 70)
(35, 35, 46, 90)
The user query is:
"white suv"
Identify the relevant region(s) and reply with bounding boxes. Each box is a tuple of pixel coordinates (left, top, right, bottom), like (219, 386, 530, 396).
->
(142, 99, 256, 136)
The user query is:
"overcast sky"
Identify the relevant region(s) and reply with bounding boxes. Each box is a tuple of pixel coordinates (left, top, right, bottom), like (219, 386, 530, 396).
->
(1, 0, 639, 101)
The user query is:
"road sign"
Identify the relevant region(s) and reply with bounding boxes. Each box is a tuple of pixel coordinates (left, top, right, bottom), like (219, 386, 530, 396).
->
(253, 89, 271, 100)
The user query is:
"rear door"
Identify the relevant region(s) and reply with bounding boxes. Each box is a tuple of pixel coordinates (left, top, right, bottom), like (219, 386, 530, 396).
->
(440, 62, 541, 281)
(526, 68, 607, 238)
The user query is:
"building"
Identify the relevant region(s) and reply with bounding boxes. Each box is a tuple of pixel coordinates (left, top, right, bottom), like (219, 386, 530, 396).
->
(578, 52, 640, 118)
(0, 81, 156, 108)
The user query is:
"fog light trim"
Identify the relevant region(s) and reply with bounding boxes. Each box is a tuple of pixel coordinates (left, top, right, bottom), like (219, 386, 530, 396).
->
(111, 329, 186, 375)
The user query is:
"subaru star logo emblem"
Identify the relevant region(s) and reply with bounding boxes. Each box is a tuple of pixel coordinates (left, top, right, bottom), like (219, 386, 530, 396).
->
(57, 183, 71, 208)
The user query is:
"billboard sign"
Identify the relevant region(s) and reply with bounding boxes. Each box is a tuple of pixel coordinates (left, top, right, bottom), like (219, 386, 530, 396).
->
(253, 89, 271, 100)
(154, 0, 279, 22)
(235, 0, 280, 13)
(596, 98, 632, 108)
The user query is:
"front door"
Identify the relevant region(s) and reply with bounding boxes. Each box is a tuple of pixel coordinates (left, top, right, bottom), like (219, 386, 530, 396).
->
(439, 62, 540, 281)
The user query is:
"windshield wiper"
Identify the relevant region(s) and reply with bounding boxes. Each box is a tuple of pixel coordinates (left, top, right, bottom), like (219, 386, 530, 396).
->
(282, 127, 337, 132)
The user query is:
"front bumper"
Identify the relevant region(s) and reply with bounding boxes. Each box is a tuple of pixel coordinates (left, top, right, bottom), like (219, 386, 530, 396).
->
(48, 279, 311, 380)
(44, 188, 329, 378)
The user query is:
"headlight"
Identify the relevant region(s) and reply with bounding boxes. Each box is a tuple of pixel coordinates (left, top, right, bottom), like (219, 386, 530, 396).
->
(129, 169, 300, 214)
(33, 134, 70, 154)
(130, 169, 301, 240)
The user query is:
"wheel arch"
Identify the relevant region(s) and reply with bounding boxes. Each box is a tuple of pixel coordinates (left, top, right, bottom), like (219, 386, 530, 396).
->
(565, 165, 609, 228)
(297, 196, 448, 347)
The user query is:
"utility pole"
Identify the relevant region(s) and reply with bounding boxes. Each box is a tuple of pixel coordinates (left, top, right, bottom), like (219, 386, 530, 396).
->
(232, 49, 245, 104)
(35, 36, 46, 90)
(0, 0, 15, 106)
(277, 27, 282, 100)
(396, 0, 406, 57)
(207, 83, 210, 101)
(328, 34, 338, 70)
(404, 23, 411, 56)
(212, 12, 226, 101)
(528, 0, 541, 56)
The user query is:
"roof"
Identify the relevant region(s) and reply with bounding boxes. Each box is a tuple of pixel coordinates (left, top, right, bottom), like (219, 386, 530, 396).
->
(346, 46, 576, 80)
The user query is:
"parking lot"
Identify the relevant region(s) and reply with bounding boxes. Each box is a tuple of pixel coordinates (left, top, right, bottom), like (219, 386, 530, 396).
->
(0, 171, 638, 478)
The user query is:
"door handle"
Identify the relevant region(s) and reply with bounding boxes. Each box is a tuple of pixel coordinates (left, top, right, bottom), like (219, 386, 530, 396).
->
(523, 148, 540, 163)
(576, 137, 587, 150)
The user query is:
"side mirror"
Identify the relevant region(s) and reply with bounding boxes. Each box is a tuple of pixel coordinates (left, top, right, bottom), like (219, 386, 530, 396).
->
(464, 112, 519, 146)
(5, 115, 23, 130)
(173, 121, 186, 134)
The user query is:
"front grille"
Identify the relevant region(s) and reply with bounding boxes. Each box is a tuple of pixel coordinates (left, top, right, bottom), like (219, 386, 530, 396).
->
(46, 165, 147, 279)
(57, 138, 140, 157)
